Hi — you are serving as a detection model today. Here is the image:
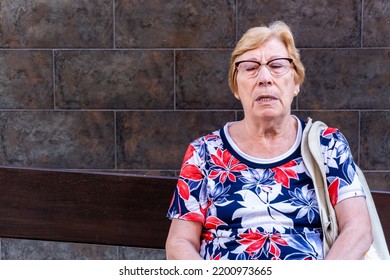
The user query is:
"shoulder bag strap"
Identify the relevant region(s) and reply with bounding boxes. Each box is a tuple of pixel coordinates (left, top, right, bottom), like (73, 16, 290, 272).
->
(301, 117, 338, 256)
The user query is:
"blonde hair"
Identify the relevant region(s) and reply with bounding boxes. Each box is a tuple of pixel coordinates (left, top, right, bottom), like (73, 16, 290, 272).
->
(228, 21, 305, 95)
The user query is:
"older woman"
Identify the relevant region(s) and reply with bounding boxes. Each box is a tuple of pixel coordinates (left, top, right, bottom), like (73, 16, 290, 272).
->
(165, 21, 372, 260)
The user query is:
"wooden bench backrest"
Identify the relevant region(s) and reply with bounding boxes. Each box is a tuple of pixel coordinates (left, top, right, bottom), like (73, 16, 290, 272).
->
(0, 166, 389, 251)
(0, 166, 175, 249)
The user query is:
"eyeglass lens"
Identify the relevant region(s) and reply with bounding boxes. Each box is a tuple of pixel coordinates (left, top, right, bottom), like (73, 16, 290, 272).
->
(236, 58, 292, 77)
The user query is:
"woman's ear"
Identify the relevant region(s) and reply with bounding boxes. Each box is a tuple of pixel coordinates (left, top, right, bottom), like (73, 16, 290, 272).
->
(294, 86, 300, 96)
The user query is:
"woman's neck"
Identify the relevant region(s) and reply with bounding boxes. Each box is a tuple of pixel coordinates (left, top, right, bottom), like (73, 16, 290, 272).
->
(228, 115, 298, 159)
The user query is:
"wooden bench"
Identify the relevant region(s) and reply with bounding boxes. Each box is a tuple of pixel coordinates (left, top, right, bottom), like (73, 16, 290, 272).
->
(0, 166, 176, 249)
(0, 166, 389, 252)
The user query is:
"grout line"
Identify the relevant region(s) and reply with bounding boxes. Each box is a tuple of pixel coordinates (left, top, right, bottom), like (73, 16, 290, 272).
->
(52, 50, 57, 109)
(173, 50, 177, 110)
(358, 111, 362, 166)
(112, 0, 116, 49)
(235, 0, 239, 43)
(361, 0, 364, 48)
(114, 111, 118, 170)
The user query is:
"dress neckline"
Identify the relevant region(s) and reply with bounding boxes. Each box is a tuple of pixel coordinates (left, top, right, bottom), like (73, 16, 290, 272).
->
(220, 115, 304, 169)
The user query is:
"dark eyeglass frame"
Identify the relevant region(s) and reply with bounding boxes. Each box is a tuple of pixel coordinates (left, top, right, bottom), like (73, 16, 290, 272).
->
(235, 58, 293, 77)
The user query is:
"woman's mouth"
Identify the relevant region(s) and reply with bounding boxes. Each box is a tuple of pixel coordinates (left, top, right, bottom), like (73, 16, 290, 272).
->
(255, 95, 278, 102)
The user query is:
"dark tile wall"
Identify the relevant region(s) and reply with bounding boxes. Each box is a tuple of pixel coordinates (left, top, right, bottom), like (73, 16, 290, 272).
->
(0, 0, 389, 259)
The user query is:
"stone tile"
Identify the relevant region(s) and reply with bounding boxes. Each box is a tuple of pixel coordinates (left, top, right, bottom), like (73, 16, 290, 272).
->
(176, 50, 241, 109)
(299, 49, 390, 109)
(115, 0, 236, 48)
(360, 112, 390, 170)
(1, 238, 118, 260)
(363, 0, 390, 47)
(364, 172, 390, 192)
(238, 0, 361, 48)
(55, 50, 174, 109)
(0, 111, 115, 169)
(294, 111, 360, 162)
(0, 0, 113, 48)
(119, 247, 166, 260)
(116, 111, 235, 169)
(0, 50, 53, 109)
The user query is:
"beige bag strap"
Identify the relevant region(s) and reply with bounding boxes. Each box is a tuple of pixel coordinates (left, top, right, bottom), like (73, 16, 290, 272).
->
(302, 117, 390, 259)
(301, 117, 338, 256)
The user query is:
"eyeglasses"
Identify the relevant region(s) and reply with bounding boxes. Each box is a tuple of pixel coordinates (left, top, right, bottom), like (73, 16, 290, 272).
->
(235, 58, 293, 78)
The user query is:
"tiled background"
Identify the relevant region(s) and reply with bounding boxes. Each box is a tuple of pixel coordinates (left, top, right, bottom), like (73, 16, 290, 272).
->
(0, 0, 389, 259)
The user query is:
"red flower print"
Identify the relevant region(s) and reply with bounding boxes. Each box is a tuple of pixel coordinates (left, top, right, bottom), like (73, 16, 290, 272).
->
(238, 229, 268, 253)
(205, 216, 227, 229)
(177, 179, 190, 200)
(180, 164, 203, 181)
(328, 178, 339, 207)
(322, 127, 338, 137)
(202, 231, 214, 242)
(210, 253, 222, 260)
(271, 160, 299, 188)
(181, 145, 195, 165)
(238, 229, 288, 258)
(181, 212, 205, 223)
(209, 148, 247, 183)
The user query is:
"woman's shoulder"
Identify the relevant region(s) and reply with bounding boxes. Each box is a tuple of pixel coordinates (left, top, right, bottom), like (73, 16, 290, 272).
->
(189, 126, 225, 146)
(303, 118, 347, 146)
(317, 125, 349, 148)
(308, 120, 353, 165)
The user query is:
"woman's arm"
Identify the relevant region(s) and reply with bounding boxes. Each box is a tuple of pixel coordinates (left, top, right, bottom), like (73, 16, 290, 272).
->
(165, 219, 204, 260)
(325, 196, 373, 259)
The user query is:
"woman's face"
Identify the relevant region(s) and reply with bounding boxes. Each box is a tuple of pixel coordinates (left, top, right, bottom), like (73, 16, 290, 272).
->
(235, 37, 300, 122)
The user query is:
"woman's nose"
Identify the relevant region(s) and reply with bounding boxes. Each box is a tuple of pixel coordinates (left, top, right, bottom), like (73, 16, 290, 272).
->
(257, 65, 273, 85)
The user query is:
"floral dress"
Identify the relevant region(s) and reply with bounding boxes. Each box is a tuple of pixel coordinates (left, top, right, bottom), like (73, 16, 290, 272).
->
(166, 117, 365, 260)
